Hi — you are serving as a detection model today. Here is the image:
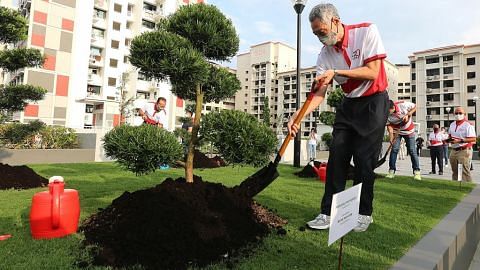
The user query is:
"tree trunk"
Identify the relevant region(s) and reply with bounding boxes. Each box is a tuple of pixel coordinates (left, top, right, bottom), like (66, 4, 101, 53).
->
(185, 84, 204, 183)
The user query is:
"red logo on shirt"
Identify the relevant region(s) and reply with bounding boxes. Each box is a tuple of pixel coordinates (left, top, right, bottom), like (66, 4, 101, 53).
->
(352, 49, 360, 59)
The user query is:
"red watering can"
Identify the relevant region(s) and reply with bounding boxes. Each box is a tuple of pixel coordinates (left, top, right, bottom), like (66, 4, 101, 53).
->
(29, 176, 80, 239)
(311, 162, 327, 183)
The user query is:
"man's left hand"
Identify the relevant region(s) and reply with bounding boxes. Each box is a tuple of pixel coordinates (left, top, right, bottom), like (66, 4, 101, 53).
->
(316, 70, 335, 87)
(402, 115, 410, 123)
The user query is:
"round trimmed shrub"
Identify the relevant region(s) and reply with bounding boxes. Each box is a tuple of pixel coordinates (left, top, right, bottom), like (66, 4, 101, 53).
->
(201, 110, 277, 167)
(103, 125, 183, 175)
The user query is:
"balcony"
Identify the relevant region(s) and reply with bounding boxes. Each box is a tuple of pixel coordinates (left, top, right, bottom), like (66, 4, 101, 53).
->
(94, 0, 108, 10)
(89, 56, 103, 67)
(86, 86, 102, 99)
(443, 61, 453, 66)
(92, 16, 107, 29)
(88, 74, 102, 86)
(426, 101, 440, 107)
(143, 9, 157, 22)
(443, 87, 454, 92)
(90, 34, 105, 48)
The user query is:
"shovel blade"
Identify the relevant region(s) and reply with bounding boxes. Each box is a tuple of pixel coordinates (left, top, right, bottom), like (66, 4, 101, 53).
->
(234, 162, 279, 198)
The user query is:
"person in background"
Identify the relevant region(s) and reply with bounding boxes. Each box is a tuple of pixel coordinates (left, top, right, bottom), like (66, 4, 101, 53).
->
(138, 97, 168, 129)
(416, 136, 424, 157)
(308, 128, 318, 161)
(386, 100, 421, 180)
(428, 124, 444, 175)
(398, 139, 406, 160)
(441, 127, 449, 168)
(447, 107, 476, 181)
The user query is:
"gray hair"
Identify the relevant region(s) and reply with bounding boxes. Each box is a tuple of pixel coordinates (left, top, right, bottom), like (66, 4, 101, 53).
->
(309, 3, 340, 23)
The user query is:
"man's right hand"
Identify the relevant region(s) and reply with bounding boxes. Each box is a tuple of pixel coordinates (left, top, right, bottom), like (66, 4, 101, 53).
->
(287, 120, 299, 138)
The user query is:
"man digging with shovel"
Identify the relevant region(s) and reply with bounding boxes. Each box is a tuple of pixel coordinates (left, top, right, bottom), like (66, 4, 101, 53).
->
(288, 3, 389, 232)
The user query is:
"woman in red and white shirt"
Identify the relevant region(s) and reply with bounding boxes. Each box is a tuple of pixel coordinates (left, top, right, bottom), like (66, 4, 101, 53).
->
(428, 124, 445, 175)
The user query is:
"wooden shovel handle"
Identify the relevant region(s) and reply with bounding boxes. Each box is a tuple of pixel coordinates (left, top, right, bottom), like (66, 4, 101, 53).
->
(277, 82, 317, 158)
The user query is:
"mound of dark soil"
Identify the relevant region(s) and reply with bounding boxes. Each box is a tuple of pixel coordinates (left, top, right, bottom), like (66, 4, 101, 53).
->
(81, 176, 287, 270)
(294, 161, 324, 178)
(193, 150, 226, 168)
(0, 163, 48, 190)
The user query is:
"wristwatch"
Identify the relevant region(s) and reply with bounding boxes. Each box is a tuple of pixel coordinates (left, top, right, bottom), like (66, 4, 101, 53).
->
(333, 69, 338, 76)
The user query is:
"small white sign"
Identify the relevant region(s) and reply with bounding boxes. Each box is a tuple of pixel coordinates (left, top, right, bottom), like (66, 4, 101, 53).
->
(457, 165, 462, 182)
(328, 183, 362, 246)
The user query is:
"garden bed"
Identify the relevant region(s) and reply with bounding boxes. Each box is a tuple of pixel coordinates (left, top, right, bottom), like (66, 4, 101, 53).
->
(0, 163, 474, 269)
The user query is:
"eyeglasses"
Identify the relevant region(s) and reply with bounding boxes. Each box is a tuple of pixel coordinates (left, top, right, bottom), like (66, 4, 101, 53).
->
(454, 112, 464, 115)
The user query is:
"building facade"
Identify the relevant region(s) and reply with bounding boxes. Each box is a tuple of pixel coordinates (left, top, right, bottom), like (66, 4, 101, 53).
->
(1, 0, 205, 131)
(395, 64, 413, 102)
(410, 44, 480, 135)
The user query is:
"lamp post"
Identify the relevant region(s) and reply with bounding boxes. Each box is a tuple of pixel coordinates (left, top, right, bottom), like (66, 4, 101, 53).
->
(445, 107, 451, 130)
(474, 96, 479, 135)
(292, 0, 307, 167)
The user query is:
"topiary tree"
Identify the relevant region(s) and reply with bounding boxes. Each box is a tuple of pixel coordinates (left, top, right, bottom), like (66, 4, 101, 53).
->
(0, 7, 46, 121)
(119, 4, 276, 182)
(202, 110, 277, 167)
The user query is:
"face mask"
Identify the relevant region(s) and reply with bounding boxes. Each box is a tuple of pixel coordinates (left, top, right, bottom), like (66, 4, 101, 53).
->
(455, 114, 464, 121)
(318, 32, 337, 46)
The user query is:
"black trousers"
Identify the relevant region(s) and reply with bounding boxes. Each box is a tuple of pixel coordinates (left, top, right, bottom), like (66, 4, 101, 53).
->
(321, 91, 389, 216)
(430, 146, 443, 173)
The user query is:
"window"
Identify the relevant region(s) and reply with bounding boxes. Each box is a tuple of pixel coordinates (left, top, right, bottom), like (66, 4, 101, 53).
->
(443, 80, 454, 88)
(109, 58, 118, 68)
(468, 99, 476, 107)
(426, 57, 439, 64)
(125, 39, 131, 46)
(114, 3, 122, 12)
(405, 88, 410, 93)
(124, 56, 129, 63)
(111, 40, 119, 49)
(411, 62, 416, 68)
(284, 85, 290, 90)
(398, 89, 403, 93)
(443, 55, 453, 62)
(468, 113, 476, 120)
(244, 101, 247, 105)
(405, 83, 410, 86)
(91, 27, 104, 38)
(143, 2, 157, 12)
(398, 83, 403, 86)
(411, 73, 416, 80)
(108, 77, 116, 87)
(443, 93, 454, 101)
(443, 67, 453, 74)
(142, 19, 155, 29)
(245, 86, 248, 89)
(427, 81, 440, 89)
(85, 104, 94, 113)
(138, 72, 148, 80)
(90, 46, 102, 57)
(467, 57, 476, 66)
(245, 71, 248, 74)
(467, 72, 476, 79)
(412, 85, 416, 92)
(112, 22, 121, 31)
(94, 8, 106, 19)
(468, 85, 476, 93)
(426, 69, 440, 76)
(126, 21, 132, 30)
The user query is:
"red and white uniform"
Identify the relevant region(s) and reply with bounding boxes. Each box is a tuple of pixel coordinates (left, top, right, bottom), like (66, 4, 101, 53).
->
(449, 120, 476, 149)
(316, 23, 387, 98)
(429, 132, 444, 147)
(387, 101, 416, 136)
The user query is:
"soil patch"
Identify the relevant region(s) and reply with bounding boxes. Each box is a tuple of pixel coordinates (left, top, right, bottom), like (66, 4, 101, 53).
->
(0, 163, 48, 190)
(81, 176, 287, 270)
(193, 150, 226, 168)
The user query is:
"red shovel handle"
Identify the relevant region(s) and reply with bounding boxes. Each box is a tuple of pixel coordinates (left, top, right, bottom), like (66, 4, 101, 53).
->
(0, 234, 12, 241)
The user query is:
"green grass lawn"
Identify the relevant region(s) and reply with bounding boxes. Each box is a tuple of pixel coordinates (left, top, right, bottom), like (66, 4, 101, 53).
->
(0, 163, 475, 270)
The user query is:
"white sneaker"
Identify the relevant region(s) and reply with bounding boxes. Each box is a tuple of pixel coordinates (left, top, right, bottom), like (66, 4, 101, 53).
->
(385, 170, 395, 179)
(307, 213, 330, 230)
(445, 164, 449, 168)
(353, 215, 373, 232)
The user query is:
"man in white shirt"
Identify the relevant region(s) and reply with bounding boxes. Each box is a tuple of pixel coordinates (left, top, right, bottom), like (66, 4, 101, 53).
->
(428, 124, 444, 175)
(386, 100, 421, 180)
(138, 97, 168, 129)
(287, 3, 389, 232)
(448, 107, 476, 182)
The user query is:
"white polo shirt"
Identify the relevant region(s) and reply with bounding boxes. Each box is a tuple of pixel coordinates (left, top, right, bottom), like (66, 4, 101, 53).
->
(316, 23, 388, 98)
(429, 132, 444, 147)
(449, 120, 476, 149)
(141, 102, 168, 129)
(387, 101, 416, 136)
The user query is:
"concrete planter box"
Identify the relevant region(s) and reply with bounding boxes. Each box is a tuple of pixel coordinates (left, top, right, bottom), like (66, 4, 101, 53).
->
(0, 149, 95, 165)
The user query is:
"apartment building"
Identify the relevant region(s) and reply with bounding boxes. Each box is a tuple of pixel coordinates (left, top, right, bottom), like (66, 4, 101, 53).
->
(1, 0, 205, 131)
(410, 44, 480, 135)
(395, 64, 413, 103)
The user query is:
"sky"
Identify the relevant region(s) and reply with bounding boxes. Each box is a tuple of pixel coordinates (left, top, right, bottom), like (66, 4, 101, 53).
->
(208, 0, 480, 68)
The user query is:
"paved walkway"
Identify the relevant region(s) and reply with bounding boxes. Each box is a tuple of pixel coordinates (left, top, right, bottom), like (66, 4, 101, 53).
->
(285, 151, 480, 268)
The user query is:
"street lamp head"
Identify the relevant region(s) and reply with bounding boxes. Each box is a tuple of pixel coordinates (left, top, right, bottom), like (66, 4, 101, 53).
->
(474, 96, 479, 100)
(292, 0, 307, 14)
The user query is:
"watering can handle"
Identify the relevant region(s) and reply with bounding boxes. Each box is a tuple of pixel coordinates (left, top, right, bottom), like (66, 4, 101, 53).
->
(49, 176, 64, 229)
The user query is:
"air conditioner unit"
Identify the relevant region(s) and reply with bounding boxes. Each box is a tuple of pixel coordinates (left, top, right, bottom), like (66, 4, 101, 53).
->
(434, 75, 440, 79)
(444, 75, 449, 79)
(443, 102, 449, 105)
(426, 101, 432, 105)
(427, 77, 433, 81)
(427, 89, 432, 93)
(426, 115, 432, 119)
